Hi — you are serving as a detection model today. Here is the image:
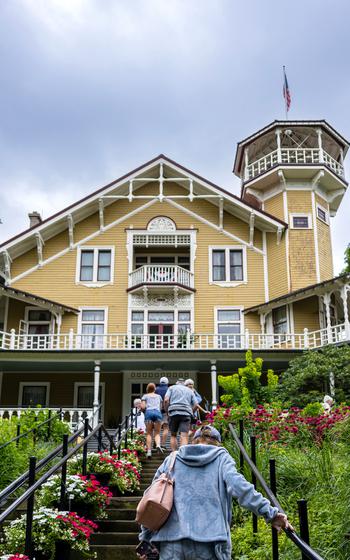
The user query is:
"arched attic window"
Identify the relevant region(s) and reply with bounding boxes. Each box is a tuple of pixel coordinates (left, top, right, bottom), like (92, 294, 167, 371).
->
(147, 217, 176, 232)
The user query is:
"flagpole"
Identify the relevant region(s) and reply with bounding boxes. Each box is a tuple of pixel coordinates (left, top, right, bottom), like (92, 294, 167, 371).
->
(283, 66, 288, 121)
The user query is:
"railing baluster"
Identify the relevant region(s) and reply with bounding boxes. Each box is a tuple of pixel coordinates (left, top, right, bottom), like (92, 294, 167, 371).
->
(270, 459, 279, 559)
(98, 425, 103, 451)
(124, 415, 128, 449)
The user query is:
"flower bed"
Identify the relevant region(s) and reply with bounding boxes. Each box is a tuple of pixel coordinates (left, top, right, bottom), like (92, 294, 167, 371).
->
(37, 474, 112, 519)
(209, 403, 350, 446)
(2, 508, 98, 559)
(121, 430, 147, 456)
(0, 555, 30, 560)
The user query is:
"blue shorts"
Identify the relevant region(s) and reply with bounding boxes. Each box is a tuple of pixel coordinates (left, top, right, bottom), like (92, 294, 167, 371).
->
(145, 409, 162, 423)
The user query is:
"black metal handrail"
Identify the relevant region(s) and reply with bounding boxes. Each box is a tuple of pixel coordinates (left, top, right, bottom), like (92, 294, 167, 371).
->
(0, 424, 85, 506)
(0, 410, 62, 451)
(228, 423, 324, 560)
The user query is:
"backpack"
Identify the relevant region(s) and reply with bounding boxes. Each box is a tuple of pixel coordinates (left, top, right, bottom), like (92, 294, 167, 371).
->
(135, 452, 177, 531)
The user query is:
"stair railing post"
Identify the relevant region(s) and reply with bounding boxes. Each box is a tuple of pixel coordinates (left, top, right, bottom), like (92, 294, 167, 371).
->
(269, 459, 279, 560)
(117, 423, 122, 459)
(16, 424, 21, 446)
(98, 425, 103, 452)
(250, 435, 258, 534)
(24, 456, 36, 559)
(239, 419, 244, 473)
(124, 415, 128, 450)
(82, 418, 89, 476)
(47, 409, 52, 440)
(59, 434, 69, 510)
(130, 409, 134, 439)
(298, 499, 310, 560)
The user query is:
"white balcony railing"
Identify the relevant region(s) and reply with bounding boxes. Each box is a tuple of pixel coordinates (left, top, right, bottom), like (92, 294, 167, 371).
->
(129, 264, 194, 289)
(246, 148, 345, 181)
(0, 407, 95, 431)
(1, 323, 349, 352)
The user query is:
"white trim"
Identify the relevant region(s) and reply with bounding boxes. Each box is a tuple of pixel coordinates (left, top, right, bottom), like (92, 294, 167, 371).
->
(166, 199, 264, 255)
(24, 306, 54, 334)
(209, 246, 247, 286)
(288, 303, 295, 334)
(262, 232, 269, 302)
(18, 382, 50, 407)
(9, 199, 158, 285)
(282, 191, 291, 292)
(77, 306, 109, 334)
(316, 203, 329, 225)
(75, 246, 115, 287)
(311, 192, 321, 282)
(289, 213, 312, 230)
(73, 381, 105, 422)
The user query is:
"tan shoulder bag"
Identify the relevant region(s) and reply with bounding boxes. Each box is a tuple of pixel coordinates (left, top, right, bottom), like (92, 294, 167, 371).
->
(135, 452, 177, 531)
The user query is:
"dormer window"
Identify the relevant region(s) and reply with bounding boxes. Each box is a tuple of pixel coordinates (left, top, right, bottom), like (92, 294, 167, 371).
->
(290, 214, 311, 229)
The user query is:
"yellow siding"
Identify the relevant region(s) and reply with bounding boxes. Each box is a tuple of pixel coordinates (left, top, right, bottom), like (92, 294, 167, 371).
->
(266, 232, 289, 299)
(10, 182, 266, 334)
(315, 195, 333, 281)
(293, 297, 320, 333)
(264, 193, 284, 221)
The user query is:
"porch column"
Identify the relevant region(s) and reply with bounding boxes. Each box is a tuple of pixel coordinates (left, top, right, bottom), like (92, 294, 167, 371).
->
(340, 285, 350, 340)
(210, 360, 218, 410)
(93, 360, 101, 428)
(275, 129, 282, 163)
(317, 128, 324, 163)
(322, 293, 332, 344)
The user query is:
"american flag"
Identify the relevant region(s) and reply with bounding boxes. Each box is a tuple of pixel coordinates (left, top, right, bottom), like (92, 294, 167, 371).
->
(283, 66, 291, 113)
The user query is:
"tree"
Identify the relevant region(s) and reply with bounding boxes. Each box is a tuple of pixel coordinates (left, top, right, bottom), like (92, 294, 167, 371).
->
(218, 350, 278, 408)
(343, 243, 350, 273)
(278, 345, 350, 406)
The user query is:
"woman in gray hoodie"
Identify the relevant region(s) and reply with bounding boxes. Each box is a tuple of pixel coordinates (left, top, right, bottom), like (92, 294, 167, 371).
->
(137, 425, 291, 560)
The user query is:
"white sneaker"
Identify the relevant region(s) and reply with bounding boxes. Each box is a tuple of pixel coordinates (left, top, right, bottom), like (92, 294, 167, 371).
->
(146, 450, 152, 458)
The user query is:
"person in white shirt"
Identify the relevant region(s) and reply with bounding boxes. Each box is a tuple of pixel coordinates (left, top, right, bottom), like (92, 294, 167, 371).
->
(132, 398, 146, 432)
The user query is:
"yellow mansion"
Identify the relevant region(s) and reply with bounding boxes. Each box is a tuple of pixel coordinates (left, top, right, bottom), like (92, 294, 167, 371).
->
(0, 120, 349, 426)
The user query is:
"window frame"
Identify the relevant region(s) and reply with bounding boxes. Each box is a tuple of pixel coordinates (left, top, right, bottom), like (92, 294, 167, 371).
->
(77, 307, 108, 349)
(209, 246, 247, 285)
(73, 382, 106, 422)
(316, 204, 329, 225)
(18, 382, 50, 407)
(76, 246, 115, 286)
(214, 306, 244, 348)
(289, 213, 312, 230)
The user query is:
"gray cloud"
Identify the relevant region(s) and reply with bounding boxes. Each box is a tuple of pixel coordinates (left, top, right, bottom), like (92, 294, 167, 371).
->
(0, 0, 349, 271)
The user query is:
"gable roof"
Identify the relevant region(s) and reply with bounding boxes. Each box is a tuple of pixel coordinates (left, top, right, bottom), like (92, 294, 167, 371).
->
(0, 154, 287, 260)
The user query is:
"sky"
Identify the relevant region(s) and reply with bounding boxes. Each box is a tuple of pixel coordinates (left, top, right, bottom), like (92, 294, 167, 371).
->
(0, 0, 349, 272)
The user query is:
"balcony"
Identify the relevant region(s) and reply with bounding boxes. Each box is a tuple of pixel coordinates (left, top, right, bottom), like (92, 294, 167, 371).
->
(246, 148, 345, 183)
(128, 264, 194, 293)
(1, 322, 349, 352)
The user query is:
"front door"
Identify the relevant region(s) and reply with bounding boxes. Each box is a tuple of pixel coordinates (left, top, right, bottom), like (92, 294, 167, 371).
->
(148, 324, 174, 349)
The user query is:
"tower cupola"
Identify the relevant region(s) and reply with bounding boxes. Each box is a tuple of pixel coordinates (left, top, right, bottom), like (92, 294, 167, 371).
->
(234, 120, 349, 215)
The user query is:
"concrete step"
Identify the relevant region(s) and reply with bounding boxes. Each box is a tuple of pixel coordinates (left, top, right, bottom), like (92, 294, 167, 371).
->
(102, 508, 136, 520)
(110, 497, 139, 509)
(96, 519, 138, 532)
(91, 531, 139, 545)
(91, 544, 138, 559)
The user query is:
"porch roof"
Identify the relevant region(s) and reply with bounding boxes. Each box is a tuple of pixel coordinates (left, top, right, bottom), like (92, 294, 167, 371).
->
(244, 273, 350, 314)
(0, 285, 79, 315)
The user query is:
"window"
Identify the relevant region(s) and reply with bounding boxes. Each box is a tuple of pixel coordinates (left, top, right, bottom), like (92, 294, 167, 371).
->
(210, 248, 245, 283)
(19, 384, 49, 407)
(27, 309, 52, 335)
(317, 205, 328, 224)
(77, 248, 113, 284)
(272, 306, 288, 337)
(290, 215, 311, 229)
(79, 309, 107, 349)
(216, 308, 242, 348)
(74, 382, 105, 423)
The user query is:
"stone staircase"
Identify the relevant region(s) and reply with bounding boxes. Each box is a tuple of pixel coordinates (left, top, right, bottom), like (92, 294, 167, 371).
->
(91, 448, 171, 559)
